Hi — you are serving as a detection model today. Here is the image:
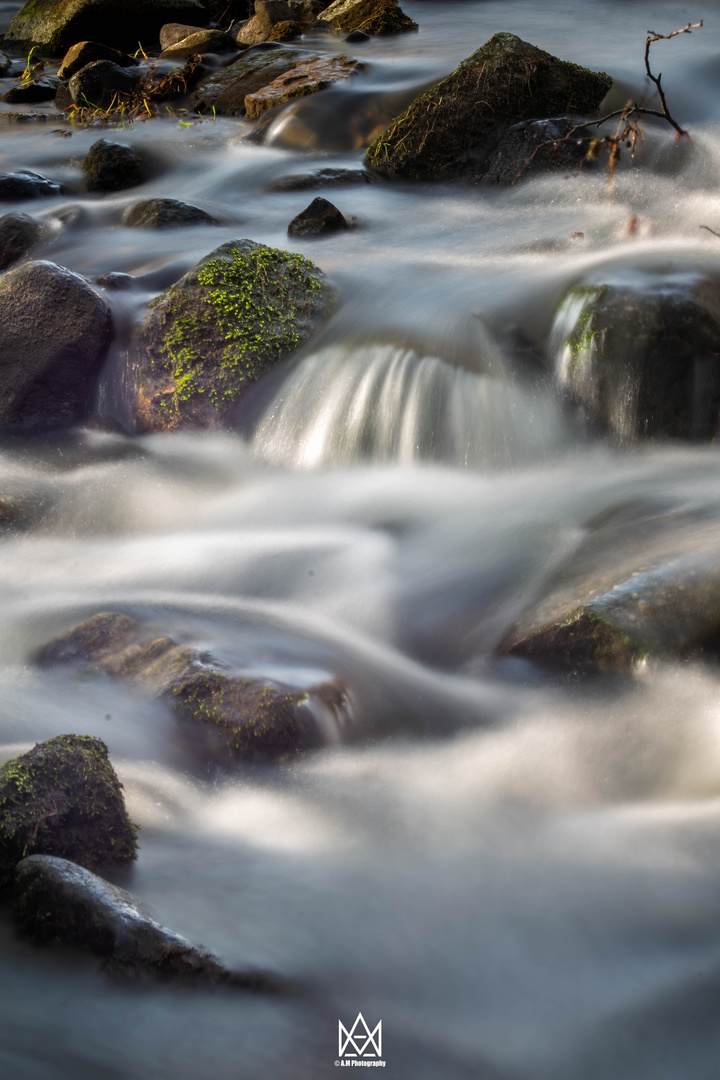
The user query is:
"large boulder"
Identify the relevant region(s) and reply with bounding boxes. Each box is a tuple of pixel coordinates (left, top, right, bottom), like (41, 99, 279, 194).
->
(551, 272, 720, 441)
(0, 261, 112, 428)
(38, 612, 349, 763)
(188, 45, 303, 115)
(317, 0, 417, 35)
(0, 736, 137, 889)
(4, 0, 208, 57)
(365, 32, 611, 182)
(14, 855, 283, 989)
(132, 239, 332, 431)
(244, 53, 361, 119)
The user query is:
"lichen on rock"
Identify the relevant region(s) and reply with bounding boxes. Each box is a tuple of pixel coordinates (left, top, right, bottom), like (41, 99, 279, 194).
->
(133, 239, 333, 432)
(0, 735, 138, 889)
(365, 32, 612, 182)
(317, 0, 417, 35)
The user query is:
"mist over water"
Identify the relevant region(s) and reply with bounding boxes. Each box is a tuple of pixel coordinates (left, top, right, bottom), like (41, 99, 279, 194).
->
(3, 2, 720, 1077)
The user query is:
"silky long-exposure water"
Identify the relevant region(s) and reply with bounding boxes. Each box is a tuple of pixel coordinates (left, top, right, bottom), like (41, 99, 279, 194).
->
(3, 2, 720, 1077)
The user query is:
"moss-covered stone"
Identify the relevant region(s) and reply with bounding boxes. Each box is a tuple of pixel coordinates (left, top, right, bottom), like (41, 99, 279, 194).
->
(4, 0, 207, 57)
(0, 736, 138, 889)
(317, 0, 417, 35)
(133, 239, 333, 432)
(365, 32, 611, 182)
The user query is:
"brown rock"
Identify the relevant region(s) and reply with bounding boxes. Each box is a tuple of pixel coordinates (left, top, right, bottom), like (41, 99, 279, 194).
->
(244, 53, 361, 119)
(58, 40, 139, 79)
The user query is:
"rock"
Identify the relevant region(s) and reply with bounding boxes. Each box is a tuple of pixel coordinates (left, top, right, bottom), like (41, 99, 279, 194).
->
(0, 211, 46, 271)
(365, 32, 611, 182)
(95, 271, 135, 289)
(133, 240, 332, 430)
(345, 28, 369, 42)
(318, 0, 416, 35)
(266, 19, 302, 41)
(82, 139, 148, 192)
(125, 197, 218, 228)
(244, 54, 361, 119)
(188, 45, 302, 116)
(288, 195, 347, 236)
(14, 855, 284, 989)
(268, 166, 374, 190)
(66, 59, 142, 110)
(38, 612, 349, 762)
(551, 273, 720, 442)
(0, 261, 112, 428)
(0, 78, 58, 104)
(478, 116, 590, 186)
(236, 0, 296, 45)
(0, 52, 10, 76)
(0, 169, 61, 200)
(500, 517, 720, 673)
(159, 21, 208, 49)
(0, 736, 137, 889)
(4, 0, 208, 57)
(57, 40, 139, 79)
(160, 29, 239, 58)
(286, 0, 325, 23)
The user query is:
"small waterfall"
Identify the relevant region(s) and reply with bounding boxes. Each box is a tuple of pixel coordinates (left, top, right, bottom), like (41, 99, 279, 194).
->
(250, 343, 567, 470)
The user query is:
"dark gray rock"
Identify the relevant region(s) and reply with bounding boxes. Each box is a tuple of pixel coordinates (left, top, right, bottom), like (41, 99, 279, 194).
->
(14, 855, 285, 989)
(82, 139, 148, 193)
(0, 736, 137, 888)
(133, 239, 333, 431)
(268, 166, 374, 191)
(0, 51, 10, 76)
(0, 77, 58, 104)
(188, 45, 302, 116)
(4, 0, 208, 57)
(0, 170, 61, 200)
(95, 271, 135, 289)
(0, 260, 112, 428)
(288, 196, 347, 237)
(58, 40, 139, 80)
(125, 197, 218, 228)
(479, 116, 594, 185)
(67, 59, 142, 110)
(0, 211, 46, 270)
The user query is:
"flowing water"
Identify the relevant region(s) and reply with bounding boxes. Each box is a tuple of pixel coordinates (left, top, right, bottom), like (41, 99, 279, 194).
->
(4, 2, 720, 1077)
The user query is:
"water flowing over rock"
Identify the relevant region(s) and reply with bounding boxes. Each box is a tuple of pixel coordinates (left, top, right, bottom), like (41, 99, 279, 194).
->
(365, 32, 611, 181)
(0, 261, 112, 429)
(188, 46, 303, 115)
(133, 239, 333, 432)
(317, 0, 417, 36)
(550, 270, 720, 442)
(0, 737, 137, 889)
(244, 54, 362, 119)
(0, 170, 61, 200)
(4, 0, 207, 57)
(14, 855, 285, 989)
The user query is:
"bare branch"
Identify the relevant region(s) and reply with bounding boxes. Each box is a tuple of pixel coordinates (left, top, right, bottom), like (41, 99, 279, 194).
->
(644, 21, 702, 137)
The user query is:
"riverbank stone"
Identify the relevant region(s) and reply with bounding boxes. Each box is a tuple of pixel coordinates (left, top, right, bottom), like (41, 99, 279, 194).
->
(244, 53, 361, 118)
(0, 78, 58, 104)
(125, 197, 218, 228)
(365, 32, 611, 181)
(58, 41, 139, 79)
(14, 855, 283, 989)
(160, 29, 239, 58)
(4, 0, 208, 57)
(82, 139, 148, 192)
(133, 239, 332, 430)
(236, 0, 295, 45)
(66, 59, 143, 110)
(188, 45, 304, 115)
(0, 736, 137, 889)
(553, 273, 720, 441)
(0, 212, 46, 270)
(0, 260, 112, 428)
(317, 0, 417, 35)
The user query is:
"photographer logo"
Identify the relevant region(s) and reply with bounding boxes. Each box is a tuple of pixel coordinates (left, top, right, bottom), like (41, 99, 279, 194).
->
(336, 1013, 385, 1068)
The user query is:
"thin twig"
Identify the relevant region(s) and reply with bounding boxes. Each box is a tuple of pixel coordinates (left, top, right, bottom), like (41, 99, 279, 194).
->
(700, 225, 720, 239)
(644, 21, 702, 137)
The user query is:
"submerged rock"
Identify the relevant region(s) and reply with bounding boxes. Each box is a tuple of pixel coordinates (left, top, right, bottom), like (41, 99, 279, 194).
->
(365, 32, 611, 182)
(4, 0, 207, 57)
(57, 40, 139, 80)
(82, 139, 148, 192)
(0, 212, 46, 270)
(268, 166, 374, 190)
(317, 0, 417, 35)
(133, 239, 332, 431)
(480, 116, 592, 186)
(0, 260, 112, 428)
(125, 197, 218, 228)
(14, 855, 283, 989)
(0, 736, 137, 889)
(38, 612, 349, 763)
(244, 53, 361, 119)
(552, 273, 720, 441)
(0, 170, 61, 200)
(288, 195, 347, 236)
(188, 45, 303, 116)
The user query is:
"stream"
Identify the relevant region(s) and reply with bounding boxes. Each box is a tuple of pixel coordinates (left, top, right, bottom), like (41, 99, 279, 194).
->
(3, 1, 720, 1077)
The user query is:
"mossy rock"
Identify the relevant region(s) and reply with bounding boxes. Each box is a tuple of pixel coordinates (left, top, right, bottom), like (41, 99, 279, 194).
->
(4, 0, 207, 57)
(553, 274, 720, 441)
(0, 735, 138, 889)
(133, 239, 333, 432)
(318, 0, 417, 35)
(365, 32, 611, 182)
